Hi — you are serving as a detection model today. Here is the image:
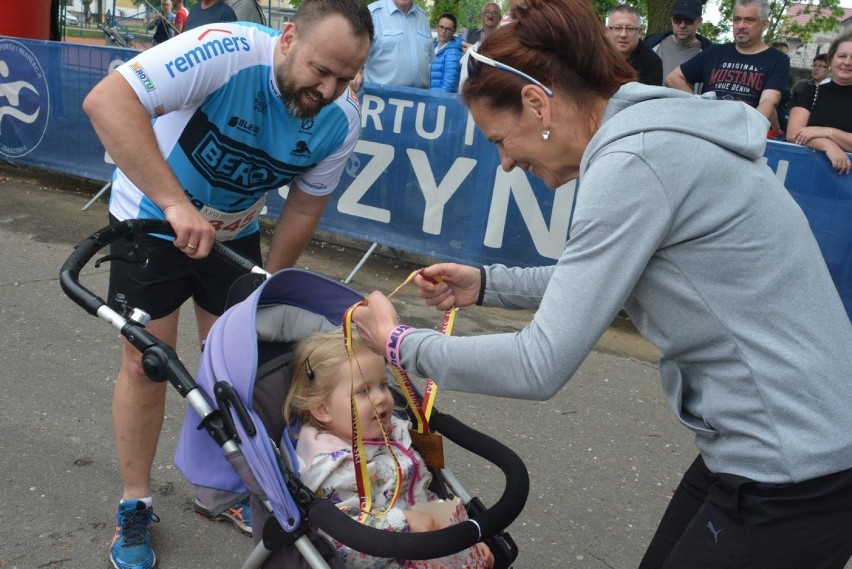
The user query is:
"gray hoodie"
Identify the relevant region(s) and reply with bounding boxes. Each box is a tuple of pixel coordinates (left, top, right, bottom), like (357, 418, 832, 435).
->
(399, 83, 852, 483)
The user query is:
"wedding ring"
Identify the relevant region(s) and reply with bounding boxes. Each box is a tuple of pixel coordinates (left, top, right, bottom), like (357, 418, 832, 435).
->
(186, 243, 197, 250)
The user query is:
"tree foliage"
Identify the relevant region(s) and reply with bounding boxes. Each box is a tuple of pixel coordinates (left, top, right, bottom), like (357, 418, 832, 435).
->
(286, 0, 844, 44)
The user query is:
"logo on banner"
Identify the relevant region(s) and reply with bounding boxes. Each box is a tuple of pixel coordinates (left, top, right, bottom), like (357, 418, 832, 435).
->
(0, 39, 49, 158)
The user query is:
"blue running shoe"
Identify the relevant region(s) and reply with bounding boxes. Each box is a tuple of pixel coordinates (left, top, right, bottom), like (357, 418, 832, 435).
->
(194, 497, 252, 536)
(110, 500, 159, 569)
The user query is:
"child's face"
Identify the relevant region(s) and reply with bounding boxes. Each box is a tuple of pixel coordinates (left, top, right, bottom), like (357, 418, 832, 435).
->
(312, 350, 393, 441)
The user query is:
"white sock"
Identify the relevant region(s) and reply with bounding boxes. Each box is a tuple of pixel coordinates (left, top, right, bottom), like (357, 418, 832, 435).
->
(120, 496, 153, 508)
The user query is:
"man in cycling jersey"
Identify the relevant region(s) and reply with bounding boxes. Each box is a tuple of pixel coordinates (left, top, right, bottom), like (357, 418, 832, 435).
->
(82, 1, 373, 567)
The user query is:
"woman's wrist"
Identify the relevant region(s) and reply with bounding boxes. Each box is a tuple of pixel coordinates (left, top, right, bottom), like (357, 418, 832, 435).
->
(475, 266, 486, 306)
(386, 325, 414, 369)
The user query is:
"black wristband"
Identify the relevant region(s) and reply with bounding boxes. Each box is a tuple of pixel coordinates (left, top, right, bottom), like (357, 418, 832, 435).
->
(475, 266, 486, 306)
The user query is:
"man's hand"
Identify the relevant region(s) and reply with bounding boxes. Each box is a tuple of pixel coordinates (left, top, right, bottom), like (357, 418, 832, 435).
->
(163, 202, 216, 257)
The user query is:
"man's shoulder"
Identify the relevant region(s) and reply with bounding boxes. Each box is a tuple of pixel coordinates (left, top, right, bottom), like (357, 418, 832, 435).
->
(368, 0, 389, 14)
(635, 40, 662, 64)
(644, 31, 671, 50)
(691, 42, 729, 63)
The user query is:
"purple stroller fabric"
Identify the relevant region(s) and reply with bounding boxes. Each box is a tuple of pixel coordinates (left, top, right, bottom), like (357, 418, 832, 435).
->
(174, 269, 364, 531)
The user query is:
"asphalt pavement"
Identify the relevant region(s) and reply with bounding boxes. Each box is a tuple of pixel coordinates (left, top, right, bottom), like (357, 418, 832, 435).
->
(0, 161, 702, 569)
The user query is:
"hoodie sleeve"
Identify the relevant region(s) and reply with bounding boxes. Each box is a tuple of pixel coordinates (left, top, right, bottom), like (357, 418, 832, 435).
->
(398, 148, 672, 399)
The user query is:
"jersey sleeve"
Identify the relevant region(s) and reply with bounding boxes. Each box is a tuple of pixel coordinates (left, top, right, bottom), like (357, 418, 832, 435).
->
(115, 23, 269, 118)
(292, 87, 362, 197)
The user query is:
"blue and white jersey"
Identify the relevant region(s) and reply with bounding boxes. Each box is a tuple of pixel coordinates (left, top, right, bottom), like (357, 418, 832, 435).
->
(111, 22, 361, 240)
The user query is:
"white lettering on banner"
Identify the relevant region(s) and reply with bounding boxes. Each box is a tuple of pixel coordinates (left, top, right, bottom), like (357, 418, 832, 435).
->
(362, 94, 384, 131)
(485, 168, 575, 259)
(338, 140, 394, 222)
(108, 59, 127, 73)
(389, 98, 415, 133)
(407, 149, 476, 234)
(361, 95, 448, 140)
(464, 110, 476, 146)
(774, 160, 789, 185)
(414, 104, 445, 140)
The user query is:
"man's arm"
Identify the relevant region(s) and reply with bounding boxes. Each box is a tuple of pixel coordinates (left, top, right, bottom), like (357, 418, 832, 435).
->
(82, 72, 215, 254)
(665, 66, 692, 92)
(265, 187, 331, 273)
(755, 89, 781, 122)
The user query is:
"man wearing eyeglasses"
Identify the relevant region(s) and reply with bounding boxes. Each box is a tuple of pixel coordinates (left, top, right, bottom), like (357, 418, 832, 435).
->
(464, 3, 501, 49)
(666, 0, 789, 122)
(645, 0, 712, 81)
(606, 5, 663, 86)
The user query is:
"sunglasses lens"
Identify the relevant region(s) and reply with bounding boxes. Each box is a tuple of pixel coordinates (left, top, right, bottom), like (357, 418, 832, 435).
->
(467, 54, 478, 77)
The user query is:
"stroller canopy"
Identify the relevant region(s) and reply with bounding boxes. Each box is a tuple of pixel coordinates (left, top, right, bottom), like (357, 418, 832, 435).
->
(175, 269, 364, 531)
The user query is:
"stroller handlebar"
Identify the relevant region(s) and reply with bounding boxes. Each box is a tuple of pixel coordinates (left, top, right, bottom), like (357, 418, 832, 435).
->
(60, 219, 259, 316)
(307, 409, 529, 560)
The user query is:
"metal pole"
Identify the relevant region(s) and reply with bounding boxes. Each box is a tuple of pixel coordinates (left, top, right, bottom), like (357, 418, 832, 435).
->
(343, 242, 378, 284)
(81, 182, 111, 211)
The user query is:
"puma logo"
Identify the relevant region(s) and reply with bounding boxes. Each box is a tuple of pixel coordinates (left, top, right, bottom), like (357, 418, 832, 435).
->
(706, 520, 724, 544)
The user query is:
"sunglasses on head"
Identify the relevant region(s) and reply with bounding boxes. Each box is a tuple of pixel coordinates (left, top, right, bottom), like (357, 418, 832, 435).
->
(466, 49, 554, 97)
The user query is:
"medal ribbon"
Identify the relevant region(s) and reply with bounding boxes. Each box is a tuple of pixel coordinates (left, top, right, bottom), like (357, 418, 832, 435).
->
(341, 269, 455, 520)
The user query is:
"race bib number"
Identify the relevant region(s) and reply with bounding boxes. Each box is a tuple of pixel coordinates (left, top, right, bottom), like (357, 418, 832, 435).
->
(199, 196, 266, 241)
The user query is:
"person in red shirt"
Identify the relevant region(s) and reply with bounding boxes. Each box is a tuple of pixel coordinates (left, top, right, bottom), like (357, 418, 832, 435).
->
(172, 0, 189, 32)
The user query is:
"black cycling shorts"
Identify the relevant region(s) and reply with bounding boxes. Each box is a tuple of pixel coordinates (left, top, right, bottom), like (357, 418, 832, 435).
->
(106, 215, 262, 320)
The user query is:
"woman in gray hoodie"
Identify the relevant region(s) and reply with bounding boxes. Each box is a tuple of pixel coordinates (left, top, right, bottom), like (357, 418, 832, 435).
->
(352, 0, 852, 567)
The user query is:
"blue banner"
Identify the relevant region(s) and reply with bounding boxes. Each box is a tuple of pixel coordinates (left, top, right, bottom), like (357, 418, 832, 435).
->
(266, 84, 574, 268)
(2, 37, 850, 317)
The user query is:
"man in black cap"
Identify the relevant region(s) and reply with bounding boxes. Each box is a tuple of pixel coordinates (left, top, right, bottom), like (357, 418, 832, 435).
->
(645, 0, 712, 82)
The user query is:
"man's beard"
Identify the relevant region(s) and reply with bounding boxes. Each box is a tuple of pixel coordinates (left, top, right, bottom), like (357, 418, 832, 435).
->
(277, 54, 330, 120)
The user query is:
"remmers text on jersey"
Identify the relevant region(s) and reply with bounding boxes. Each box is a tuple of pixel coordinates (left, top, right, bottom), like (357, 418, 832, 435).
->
(165, 35, 251, 78)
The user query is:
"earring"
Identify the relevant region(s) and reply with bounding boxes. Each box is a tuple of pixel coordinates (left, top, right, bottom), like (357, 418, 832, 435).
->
(542, 128, 550, 140)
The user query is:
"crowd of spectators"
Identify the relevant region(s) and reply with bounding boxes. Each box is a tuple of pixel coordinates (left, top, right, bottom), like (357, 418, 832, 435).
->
(144, 0, 849, 163)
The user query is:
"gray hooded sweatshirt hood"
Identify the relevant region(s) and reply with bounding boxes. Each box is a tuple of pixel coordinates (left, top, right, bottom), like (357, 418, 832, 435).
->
(400, 83, 852, 483)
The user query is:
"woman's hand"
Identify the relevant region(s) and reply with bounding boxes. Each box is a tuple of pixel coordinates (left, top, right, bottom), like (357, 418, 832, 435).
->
(403, 509, 441, 533)
(414, 263, 482, 311)
(351, 291, 400, 357)
(825, 145, 852, 175)
(793, 126, 833, 146)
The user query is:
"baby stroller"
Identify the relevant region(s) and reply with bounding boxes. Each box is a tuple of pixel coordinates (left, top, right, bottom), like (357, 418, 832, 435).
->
(60, 219, 529, 568)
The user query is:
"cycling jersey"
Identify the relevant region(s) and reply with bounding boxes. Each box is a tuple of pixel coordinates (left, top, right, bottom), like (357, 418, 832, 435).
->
(111, 22, 361, 240)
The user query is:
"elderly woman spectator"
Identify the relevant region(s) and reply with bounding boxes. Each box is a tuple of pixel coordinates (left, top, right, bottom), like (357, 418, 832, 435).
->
(787, 30, 852, 174)
(430, 12, 463, 92)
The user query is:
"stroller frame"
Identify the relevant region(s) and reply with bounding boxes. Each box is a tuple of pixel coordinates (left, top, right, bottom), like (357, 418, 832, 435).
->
(61, 219, 529, 568)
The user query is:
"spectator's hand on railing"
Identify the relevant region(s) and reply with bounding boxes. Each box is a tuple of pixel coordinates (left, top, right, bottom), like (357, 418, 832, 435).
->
(825, 146, 851, 175)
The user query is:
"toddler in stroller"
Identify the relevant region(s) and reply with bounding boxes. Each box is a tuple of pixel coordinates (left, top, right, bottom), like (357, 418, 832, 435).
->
(61, 220, 528, 569)
(285, 329, 494, 568)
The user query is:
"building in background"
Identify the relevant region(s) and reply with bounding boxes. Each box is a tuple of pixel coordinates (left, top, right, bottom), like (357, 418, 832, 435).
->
(783, 3, 852, 79)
